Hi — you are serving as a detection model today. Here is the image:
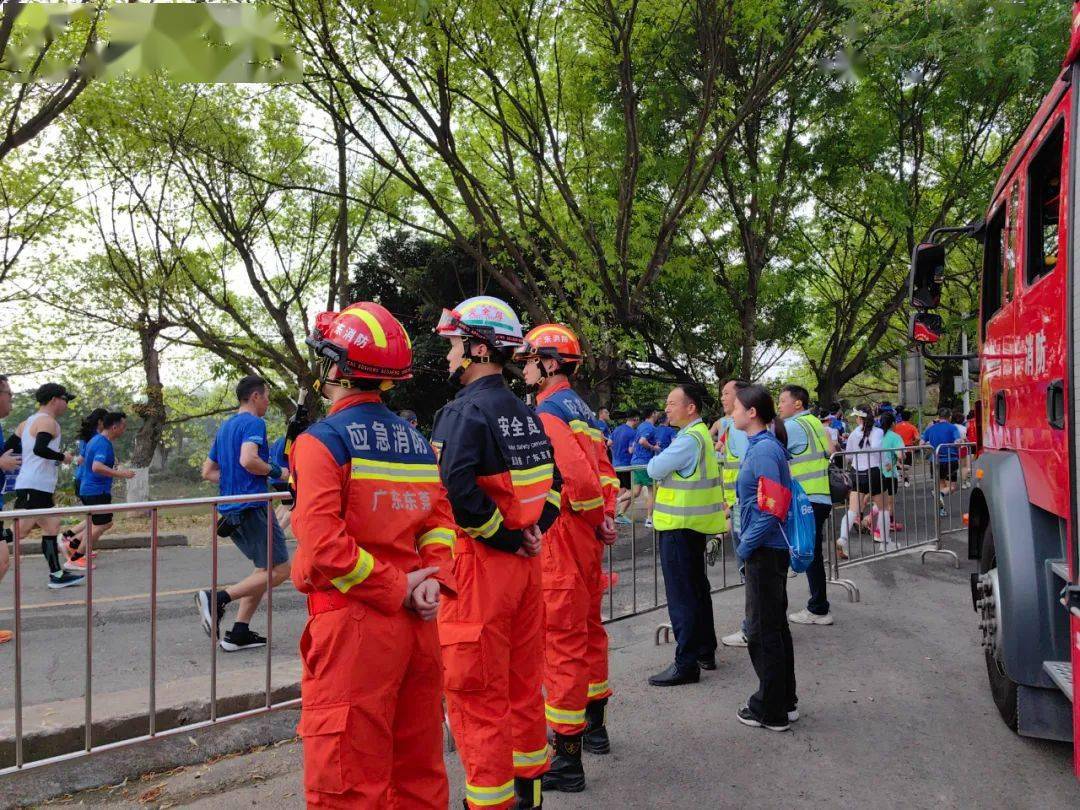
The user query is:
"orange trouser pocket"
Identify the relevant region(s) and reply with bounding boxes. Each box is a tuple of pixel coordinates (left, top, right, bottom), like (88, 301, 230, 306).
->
(543, 573, 583, 630)
(439, 621, 488, 692)
(298, 702, 351, 794)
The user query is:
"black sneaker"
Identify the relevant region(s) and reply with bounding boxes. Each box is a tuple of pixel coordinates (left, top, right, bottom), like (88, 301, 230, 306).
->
(48, 571, 85, 590)
(220, 629, 267, 652)
(737, 706, 789, 732)
(195, 590, 224, 638)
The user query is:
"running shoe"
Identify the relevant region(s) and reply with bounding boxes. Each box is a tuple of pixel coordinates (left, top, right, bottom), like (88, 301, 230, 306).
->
(789, 609, 834, 626)
(195, 590, 224, 638)
(220, 629, 267, 652)
(48, 571, 85, 589)
(644, 518, 653, 529)
(0, 630, 12, 644)
(63, 556, 95, 573)
(835, 541, 849, 561)
(721, 629, 748, 647)
(614, 514, 632, 525)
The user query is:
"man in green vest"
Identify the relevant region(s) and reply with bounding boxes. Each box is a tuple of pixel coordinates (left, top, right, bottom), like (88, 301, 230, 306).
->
(712, 378, 751, 648)
(778, 384, 835, 626)
(646, 383, 726, 687)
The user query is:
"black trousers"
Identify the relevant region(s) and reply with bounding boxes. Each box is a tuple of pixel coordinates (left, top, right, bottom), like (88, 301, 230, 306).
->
(744, 546, 797, 724)
(658, 529, 717, 670)
(805, 502, 832, 616)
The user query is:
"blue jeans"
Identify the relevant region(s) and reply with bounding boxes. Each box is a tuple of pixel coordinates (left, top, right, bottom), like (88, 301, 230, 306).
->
(659, 529, 717, 669)
(806, 502, 832, 616)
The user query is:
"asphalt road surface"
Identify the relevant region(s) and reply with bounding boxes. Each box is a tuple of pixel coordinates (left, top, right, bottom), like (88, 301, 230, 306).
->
(40, 535, 1075, 809)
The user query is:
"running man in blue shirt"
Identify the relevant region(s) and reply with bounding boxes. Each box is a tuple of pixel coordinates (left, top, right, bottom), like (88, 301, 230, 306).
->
(610, 413, 640, 524)
(922, 408, 964, 516)
(197, 375, 291, 652)
(631, 408, 661, 528)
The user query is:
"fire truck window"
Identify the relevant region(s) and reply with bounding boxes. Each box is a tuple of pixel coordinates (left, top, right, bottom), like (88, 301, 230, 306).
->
(1025, 120, 1064, 285)
(1004, 182, 1018, 300)
(981, 205, 1004, 332)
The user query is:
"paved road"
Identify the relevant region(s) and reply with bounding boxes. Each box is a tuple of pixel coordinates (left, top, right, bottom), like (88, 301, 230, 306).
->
(41, 536, 1075, 809)
(0, 471, 970, 725)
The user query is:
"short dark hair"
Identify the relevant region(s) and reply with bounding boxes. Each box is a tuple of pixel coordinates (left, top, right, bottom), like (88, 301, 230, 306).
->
(236, 375, 267, 403)
(399, 409, 418, 423)
(781, 384, 810, 410)
(103, 411, 127, 429)
(639, 406, 658, 420)
(722, 378, 750, 391)
(675, 383, 706, 414)
(937, 407, 951, 420)
(879, 413, 896, 432)
(0, 374, 7, 383)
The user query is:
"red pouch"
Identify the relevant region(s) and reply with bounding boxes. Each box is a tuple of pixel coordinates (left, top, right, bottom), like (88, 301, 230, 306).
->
(756, 476, 791, 520)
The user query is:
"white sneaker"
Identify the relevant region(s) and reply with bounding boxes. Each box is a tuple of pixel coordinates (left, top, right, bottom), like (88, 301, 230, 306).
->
(788, 709, 799, 722)
(789, 609, 834, 626)
(644, 518, 653, 528)
(721, 629, 748, 647)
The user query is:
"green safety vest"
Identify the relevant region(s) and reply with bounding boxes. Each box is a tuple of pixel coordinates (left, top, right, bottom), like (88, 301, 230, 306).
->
(653, 421, 727, 534)
(788, 415, 830, 497)
(720, 425, 742, 508)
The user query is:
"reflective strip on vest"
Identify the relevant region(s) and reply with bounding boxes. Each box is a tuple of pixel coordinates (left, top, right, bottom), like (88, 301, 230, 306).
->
(510, 463, 554, 486)
(330, 548, 375, 593)
(465, 780, 516, 807)
(351, 458, 440, 483)
(788, 415, 830, 497)
(652, 422, 726, 533)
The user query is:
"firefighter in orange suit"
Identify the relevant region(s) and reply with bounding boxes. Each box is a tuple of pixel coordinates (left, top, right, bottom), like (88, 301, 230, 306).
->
(431, 297, 562, 810)
(516, 324, 618, 793)
(290, 302, 457, 809)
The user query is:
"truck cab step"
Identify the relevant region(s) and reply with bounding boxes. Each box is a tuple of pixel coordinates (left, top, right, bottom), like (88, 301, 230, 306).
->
(1042, 660, 1073, 702)
(1049, 559, 1071, 582)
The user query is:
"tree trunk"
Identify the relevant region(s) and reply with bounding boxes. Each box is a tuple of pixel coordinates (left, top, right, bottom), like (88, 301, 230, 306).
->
(131, 326, 166, 469)
(335, 115, 350, 310)
(739, 294, 758, 381)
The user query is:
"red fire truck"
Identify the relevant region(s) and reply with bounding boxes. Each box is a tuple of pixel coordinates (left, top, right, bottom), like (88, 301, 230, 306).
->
(909, 4, 1080, 777)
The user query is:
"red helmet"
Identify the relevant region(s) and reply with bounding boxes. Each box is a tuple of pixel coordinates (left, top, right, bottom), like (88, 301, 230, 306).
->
(306, 302, 413, 381)
(515, 323, 583, 366)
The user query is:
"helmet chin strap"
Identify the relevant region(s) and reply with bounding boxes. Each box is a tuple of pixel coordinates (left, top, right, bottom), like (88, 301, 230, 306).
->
(449, 338, 492, 387)
(525, 357, 551, 395)
(314, 357, 395, 397)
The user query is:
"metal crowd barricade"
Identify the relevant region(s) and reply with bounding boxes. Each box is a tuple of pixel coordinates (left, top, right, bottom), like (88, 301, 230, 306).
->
(0, 491, 292, 776)
(605, 462, 744, 638)
(918, 440, 974, 566)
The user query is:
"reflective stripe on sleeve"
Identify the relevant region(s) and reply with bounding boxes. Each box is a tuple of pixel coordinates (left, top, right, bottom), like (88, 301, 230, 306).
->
(570, 496, 604, 512)
(546, 489, 562, 509)
(418, 527, 455, 550)
(600, 475, 619, 488)
(463, 508, 503, 539)
(510, 463, 554, 486)
(330, 548, 375, 593)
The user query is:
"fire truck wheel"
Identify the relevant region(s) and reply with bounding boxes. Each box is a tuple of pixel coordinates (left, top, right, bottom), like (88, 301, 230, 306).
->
(979, 528, 1018, 732)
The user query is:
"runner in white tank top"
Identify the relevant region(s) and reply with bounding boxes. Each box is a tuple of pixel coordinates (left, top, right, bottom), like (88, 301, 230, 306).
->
(13, 383, 83, 589)
(14, 411, 62, 494)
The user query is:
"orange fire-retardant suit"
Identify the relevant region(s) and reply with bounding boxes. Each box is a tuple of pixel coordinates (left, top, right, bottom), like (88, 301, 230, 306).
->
(291, 392, 457, 808)
(534, 377, 617, 736)
(431, 372, 562, 810)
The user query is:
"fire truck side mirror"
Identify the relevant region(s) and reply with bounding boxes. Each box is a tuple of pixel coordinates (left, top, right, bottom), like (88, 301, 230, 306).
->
(912, 312, 944, 345)
(910, 242, 945, 310)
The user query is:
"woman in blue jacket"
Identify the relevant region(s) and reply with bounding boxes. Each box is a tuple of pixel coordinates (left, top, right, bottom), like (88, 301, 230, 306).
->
(733, 384, 797, 732)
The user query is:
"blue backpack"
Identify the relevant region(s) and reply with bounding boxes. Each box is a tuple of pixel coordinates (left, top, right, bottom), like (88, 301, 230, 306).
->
(780, 479, 816, 573)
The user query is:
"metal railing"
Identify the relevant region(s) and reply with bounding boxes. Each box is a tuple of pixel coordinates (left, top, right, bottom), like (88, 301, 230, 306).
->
(0, 491, 293, 776)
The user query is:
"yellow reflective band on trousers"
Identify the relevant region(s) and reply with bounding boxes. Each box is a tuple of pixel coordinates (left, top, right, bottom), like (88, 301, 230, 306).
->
(653, 421, 726, 534)
(418, 527, 455, 550)
(587, 680, 610, 698)
(351, 457, 440, 483)
(789, 415, 830, 498)
(513, 746, 550, 767)
(464, 508, 503, 539)
(545, 703, 586, 725)
(330, 548, 375, 593)
(465, 779, 515, 807)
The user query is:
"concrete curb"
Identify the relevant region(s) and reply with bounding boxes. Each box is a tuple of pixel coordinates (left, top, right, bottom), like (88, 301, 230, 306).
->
(0, 678, 300, 807)
(16, 533, 188, 554)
